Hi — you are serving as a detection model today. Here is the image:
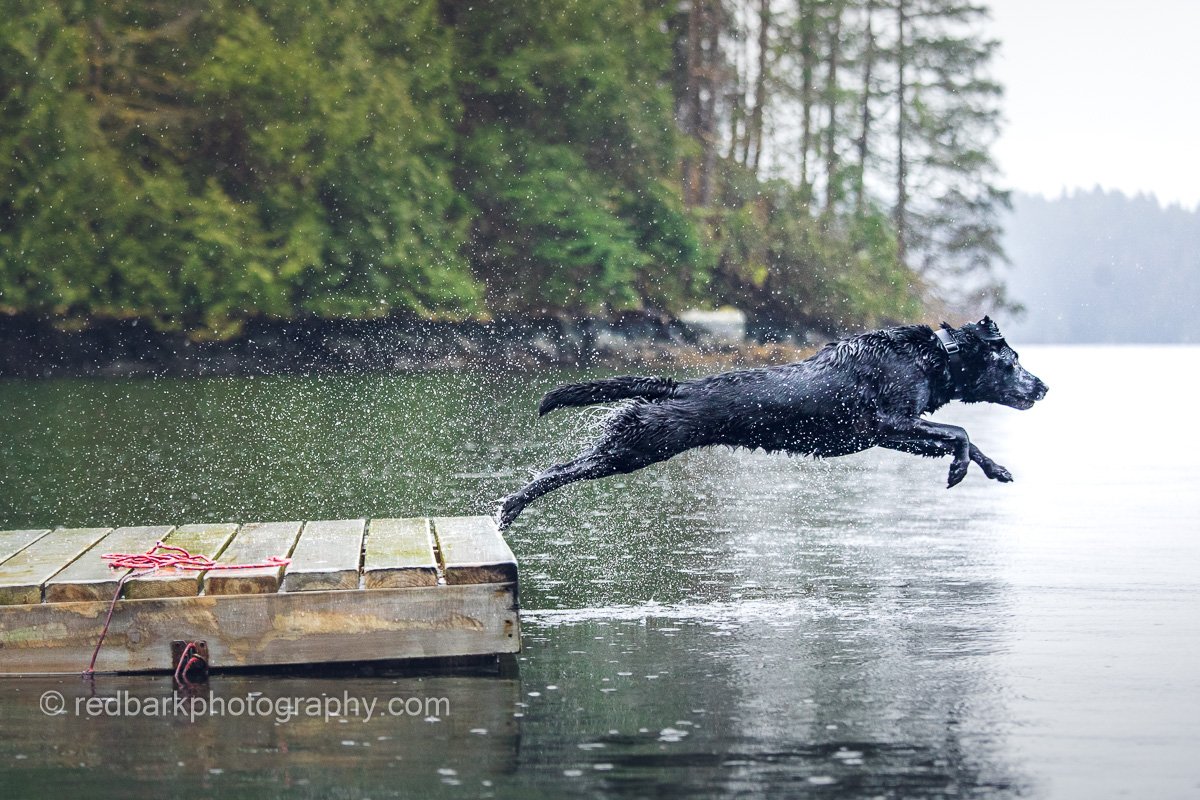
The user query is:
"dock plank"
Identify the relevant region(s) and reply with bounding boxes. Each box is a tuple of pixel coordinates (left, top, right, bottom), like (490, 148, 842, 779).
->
(281, 519, 365, 592)
(0, 584, 520, 674)
(123, 523, 239, 600)
(363, 518, 438, 588)
(0, 529, 52, 567)
(203, 521, 302, 596)
(0, 528, 113, 605)
(433, 516, 518, 585)
(44, 525, 174, 603)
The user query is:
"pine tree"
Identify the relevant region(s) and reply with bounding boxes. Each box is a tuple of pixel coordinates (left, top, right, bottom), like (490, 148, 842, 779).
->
(853, 0, 879, 218)
(888, 0, 1010, 310)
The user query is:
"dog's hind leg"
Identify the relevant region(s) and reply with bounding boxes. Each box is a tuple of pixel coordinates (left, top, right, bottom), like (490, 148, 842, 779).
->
(497, 443, 670, 529)
(497, 453, 608, 529)
(498, 405, 696, 528)
(880, 437, 1012, 483)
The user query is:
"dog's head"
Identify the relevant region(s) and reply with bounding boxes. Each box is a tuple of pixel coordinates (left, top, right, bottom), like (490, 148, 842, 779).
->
(945, 317, 1048, 410)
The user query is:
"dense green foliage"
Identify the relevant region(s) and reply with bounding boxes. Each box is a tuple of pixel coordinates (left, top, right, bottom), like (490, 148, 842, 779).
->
(450, 0, 705, 315)
(0, 1, 1004, 338)
(1, 0, 478, 337)
(707, 161, 922, 330)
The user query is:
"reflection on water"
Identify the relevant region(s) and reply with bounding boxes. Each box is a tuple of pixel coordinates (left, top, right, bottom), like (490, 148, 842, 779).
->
(1, 673, 520, 799)
(1, 346, 1198, 798)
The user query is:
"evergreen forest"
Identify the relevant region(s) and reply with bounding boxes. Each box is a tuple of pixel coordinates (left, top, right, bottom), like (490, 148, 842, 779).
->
(0, 0, 1009, 338)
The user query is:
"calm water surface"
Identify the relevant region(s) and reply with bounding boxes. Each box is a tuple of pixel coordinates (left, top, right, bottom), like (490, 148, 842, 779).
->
(1, 346, 1197, 798)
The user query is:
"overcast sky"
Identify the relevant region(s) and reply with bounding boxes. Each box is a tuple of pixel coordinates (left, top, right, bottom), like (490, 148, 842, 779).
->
(988, 0, 1200, 209)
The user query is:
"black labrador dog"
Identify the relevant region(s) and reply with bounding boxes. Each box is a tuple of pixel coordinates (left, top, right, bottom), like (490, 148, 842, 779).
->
(497, 317, 1047, 529)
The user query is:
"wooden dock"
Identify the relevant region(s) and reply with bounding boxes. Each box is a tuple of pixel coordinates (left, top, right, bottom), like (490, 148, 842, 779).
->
(0, 517, 519, 675)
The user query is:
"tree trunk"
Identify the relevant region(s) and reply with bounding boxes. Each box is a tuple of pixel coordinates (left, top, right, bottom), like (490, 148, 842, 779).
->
(798, 1, 815, 202)
(822, 2, 843, 217)
(681, 0, 703, 205)
(747, 0, 771, 174)
(855, 0, 876, 218)
(727, 12, 745, 164)
(695, 0, 719, 207)
(894, 0, 908, 263)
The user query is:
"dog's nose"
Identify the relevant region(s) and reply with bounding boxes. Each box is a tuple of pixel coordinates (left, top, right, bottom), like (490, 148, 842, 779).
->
(1033, 379, 1048, 400)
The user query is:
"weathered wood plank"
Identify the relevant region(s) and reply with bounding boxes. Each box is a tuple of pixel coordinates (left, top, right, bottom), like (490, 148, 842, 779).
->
(282, 519, 365, 592)
(433, 516, 518, 585)
(0, 583, 520, 674)
(0, 529, 52, 567)
(44, 525, 174, 603)
(363, 517, 438, 589)
(203, 521, 302, 596)
(123, 523, 239, 600)
(0, 528, 113, 605)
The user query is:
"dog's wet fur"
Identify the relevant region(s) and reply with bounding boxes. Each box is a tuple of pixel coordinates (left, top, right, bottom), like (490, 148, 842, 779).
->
(497, 318, 1047, 529)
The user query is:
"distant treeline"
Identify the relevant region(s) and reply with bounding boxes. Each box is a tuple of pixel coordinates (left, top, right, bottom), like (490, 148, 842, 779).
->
(0, 1, 1006, 339)
(1003, 189, 1200, 343)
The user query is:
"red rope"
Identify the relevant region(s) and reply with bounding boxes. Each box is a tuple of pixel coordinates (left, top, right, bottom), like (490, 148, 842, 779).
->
(100, 541, 290, 573)
(83, 541, 292, 676)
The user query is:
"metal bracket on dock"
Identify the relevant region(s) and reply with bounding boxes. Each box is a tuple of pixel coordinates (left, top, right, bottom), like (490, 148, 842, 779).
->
(170, 640, 209, 682)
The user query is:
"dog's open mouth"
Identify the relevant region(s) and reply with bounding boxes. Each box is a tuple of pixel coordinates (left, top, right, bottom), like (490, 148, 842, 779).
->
(1007, 396, 1037, 410)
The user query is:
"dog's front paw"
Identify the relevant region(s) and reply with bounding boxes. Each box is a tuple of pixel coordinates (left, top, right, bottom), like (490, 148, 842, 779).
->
(947, 459, 969, 488)
(984, 462, 1013, 483)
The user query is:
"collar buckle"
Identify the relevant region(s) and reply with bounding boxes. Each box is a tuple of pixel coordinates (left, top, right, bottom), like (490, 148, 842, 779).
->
(934, 328, 964, 396)
(934, 328, 960, 355)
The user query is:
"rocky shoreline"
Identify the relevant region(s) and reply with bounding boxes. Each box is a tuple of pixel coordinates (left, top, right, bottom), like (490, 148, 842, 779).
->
(0, 313, 828, 378)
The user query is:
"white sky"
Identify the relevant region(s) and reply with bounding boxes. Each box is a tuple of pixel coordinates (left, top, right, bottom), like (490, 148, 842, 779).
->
(988, 0, 1200, 209)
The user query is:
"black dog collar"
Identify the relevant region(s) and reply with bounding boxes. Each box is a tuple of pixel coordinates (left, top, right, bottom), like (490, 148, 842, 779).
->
(934, 328, 965, 391)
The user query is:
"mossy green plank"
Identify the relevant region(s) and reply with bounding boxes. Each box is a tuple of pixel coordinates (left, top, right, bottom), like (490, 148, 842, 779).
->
(203, 521, 302, 596)
(44, 525, 174, 603)
(0, 528, 112, 605)
(0, 530, 52, 567)
(124, 523, 239, 599)
(432, 516, 517, 585)
(363, 518, 438, 589)
(282, 519, 365, 592)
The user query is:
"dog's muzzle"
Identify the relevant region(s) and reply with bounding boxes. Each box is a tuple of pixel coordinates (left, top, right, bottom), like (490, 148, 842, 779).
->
(1007, 372, 1047, 409)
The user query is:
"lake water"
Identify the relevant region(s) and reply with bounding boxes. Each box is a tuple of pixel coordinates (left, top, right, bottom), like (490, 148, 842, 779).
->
(1, 345, 1198, 798)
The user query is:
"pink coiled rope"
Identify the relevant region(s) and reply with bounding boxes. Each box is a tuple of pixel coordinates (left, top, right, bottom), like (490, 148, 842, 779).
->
(85, 541, 291, 678)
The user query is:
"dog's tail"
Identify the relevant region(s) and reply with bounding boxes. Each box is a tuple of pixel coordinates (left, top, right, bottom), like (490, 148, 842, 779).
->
(538, 375, 678, 416)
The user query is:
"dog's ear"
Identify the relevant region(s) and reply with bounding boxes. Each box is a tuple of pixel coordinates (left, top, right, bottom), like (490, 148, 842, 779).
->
(977, 316, 1004, 342)
(940, 321, 954, 331)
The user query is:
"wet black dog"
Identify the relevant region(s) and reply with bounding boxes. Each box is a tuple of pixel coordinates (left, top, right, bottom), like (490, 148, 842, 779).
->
(497, 317, 1047, 529)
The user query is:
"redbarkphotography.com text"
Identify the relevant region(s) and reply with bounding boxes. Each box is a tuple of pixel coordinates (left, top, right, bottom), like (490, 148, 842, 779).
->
(39, 689, 450, 724)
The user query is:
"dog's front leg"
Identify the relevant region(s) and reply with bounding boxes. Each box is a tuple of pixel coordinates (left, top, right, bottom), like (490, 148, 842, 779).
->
(968, 444, 1012, 483)
(880, 419, 973, 488)
(881, 437, 1013, 485)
